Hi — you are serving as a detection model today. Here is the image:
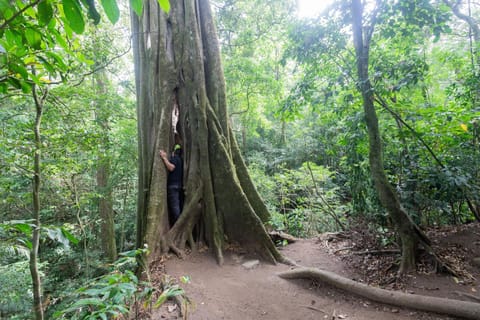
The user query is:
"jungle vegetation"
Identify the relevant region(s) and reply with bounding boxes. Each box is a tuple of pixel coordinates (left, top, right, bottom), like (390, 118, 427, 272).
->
(0, 0, 479, 318)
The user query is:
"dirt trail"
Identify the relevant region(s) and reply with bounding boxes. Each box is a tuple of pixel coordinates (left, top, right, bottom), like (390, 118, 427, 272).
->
(155, 239, 461, 320)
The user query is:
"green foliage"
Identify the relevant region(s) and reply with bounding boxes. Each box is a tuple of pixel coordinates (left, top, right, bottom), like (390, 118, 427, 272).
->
(53, 249, 184, 319)
(277, 0, 480, 232)
(0, 260, 39, 318)
(250, 161, 347, 237)
(216, 0, 293, 151)
(0, 219, 78, 252)
(0, 0, 171, 93)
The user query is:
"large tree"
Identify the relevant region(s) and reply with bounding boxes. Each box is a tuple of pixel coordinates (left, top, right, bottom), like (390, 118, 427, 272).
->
(131, 0, 284, 264)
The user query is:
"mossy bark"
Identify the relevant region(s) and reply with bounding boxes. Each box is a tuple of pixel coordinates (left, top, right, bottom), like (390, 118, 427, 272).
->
(131, 0, 281, 264)
(351, 0, 429, 273)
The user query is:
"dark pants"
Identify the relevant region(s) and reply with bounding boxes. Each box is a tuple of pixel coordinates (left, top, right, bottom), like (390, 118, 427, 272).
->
(167, 186, 182, 225)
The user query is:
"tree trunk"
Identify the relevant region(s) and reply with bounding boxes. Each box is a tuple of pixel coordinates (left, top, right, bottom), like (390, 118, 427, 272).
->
(131, 0, 282, 264)
(351, 0, 429, 273)
(95, 70, 117, 262)
(30, 77, 45, 320)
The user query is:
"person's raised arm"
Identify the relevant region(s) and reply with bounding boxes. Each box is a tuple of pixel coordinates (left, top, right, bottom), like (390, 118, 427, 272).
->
(160, 150, 176, 172)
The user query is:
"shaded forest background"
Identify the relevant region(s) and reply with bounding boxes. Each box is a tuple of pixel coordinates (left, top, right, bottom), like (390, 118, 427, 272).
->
(1, 0, 479, 318)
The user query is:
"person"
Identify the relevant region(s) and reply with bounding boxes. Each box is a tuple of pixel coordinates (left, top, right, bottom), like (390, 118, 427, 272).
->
(160, 144, 184, 225)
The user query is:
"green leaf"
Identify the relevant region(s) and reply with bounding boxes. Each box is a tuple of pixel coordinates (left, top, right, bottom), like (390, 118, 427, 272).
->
(130, 0, 143, 17)
(29, 71, 43, 86)
(21, 79, 31, 92)
(5, 29, 23, 49)
(72, 298, 106, 307)
(157, 0, 170, 13)
(100, 0, 120, 24)
(25, 28, 42, 50)
(13, 222, 33, 235)
(84, 0, 101, 24)
(43, 226, 78, 247)
(10, 62, 29, 80)
(45, 51, 68, 71)
(180, 275, 190, 284)
(51, 29, 69, 50)
(0, 0, 14, 20)
(0, 0, 12, 14)
(62, 0, 85, 34)
(37, 0, 54, 26)
(153, 286, 184, 308)
(61, 227, 79, 244)
(17, 238, 33, 250)
(37, 55, 56, 74)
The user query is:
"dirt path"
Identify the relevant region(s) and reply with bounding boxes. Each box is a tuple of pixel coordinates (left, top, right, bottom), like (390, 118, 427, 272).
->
(154, 239, 461, 320)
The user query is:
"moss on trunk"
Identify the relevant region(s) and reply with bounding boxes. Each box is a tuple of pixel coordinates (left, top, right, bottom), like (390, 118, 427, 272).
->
(351, 0, 430, 274)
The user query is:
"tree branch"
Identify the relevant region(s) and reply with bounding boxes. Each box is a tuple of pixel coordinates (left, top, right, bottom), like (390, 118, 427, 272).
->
(0, 0, 42, 31)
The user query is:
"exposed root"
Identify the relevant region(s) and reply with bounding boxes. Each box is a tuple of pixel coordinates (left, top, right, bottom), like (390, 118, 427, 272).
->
(215, 245, 224, 266)
(279, 255, 298, 267)
(421, 241, 462, 278)
(352, 249, 400, 255)
(278, 267, 480, 320)
(169, 244, 185, 259)
(189, 232, 196, 248)
(172, 295, 189, 319)
(454, 291, 480, 303)
(269, 230, 299, 244)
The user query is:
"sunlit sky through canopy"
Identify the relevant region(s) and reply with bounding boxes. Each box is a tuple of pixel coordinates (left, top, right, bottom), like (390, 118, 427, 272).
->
(297, 0, 333, 18)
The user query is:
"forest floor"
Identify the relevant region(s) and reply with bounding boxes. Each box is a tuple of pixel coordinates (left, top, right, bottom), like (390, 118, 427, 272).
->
(149, 222, 480, 320)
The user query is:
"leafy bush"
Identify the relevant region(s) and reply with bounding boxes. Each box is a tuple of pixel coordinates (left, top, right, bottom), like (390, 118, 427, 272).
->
(0, 260, 37, 319)
(250, 161, 348, 237)
(53, 249, 185, 319)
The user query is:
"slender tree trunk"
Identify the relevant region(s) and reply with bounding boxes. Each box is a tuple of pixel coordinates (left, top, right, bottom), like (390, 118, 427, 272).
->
(30, 78, 46, 320)
(351, 0, 429, 273)
(95, 70, 117, 262)
(131, 0, 282, 264)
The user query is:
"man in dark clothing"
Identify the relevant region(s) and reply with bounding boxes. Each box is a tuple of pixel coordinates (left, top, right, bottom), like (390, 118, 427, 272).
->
(160, 144, 183, 225)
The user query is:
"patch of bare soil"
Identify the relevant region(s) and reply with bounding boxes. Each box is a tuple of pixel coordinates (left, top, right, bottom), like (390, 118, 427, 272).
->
(150, 223, 480, 320)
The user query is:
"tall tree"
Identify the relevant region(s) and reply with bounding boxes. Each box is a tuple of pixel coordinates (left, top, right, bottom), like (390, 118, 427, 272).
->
(131, 0, 284, 264)
(94, 68, 117, 262)
(30, 72, 47, 320)
(351, 0, 436, 273)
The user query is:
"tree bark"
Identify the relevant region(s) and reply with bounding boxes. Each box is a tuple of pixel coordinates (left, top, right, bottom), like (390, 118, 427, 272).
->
(131, 0, 282, 264)
(278, 267, 480, 320)
(30, 76, 46, 320)
(95, 70, 117, 262)
(351, 0, 430, 273)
